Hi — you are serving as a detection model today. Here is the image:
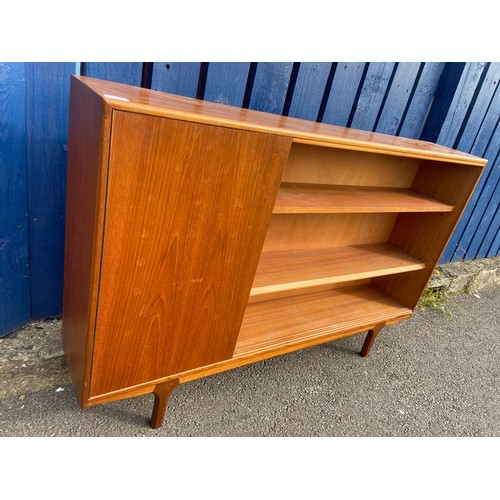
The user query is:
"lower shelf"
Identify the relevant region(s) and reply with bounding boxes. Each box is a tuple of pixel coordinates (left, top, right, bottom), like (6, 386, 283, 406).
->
(235, 285, 411, 357)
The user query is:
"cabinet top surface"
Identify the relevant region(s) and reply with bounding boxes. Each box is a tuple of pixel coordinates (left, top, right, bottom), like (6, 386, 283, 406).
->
(74, 75, 486, 166)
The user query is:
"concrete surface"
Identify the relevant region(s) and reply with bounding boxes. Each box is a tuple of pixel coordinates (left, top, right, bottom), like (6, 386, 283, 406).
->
(0, 285, 499, 437)
(428, 255, 500, 293)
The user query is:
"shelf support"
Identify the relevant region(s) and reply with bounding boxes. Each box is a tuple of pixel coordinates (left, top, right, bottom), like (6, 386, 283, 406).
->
(150, 378, 180, 429)
(360, 323, 385, 357)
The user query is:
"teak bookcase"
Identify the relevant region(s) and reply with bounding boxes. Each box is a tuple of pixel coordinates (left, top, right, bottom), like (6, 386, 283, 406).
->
(62, 75, 487, 429)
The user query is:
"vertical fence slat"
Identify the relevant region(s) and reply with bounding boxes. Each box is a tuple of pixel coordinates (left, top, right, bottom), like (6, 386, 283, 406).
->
(436, 62, 488, 146)
(464, 151, 500, 260)
(25, 62, 74, 319)
(151, 62, 201, 97)
(445, 122, 500, 261)
(287, 62, 332, 121)
(456, 64, 500, 153)
(398, 62, 445, 139)
(440, 74, 500, 262)
(248, 62, 293, 115)
(486, 208, 500, 258)
(475, 179, 500, 259)
(374, 62, 422, 136)
(321, 62, 366, 127)
(82, 62, 143, 86)
(203, 62, 251, 107)
(350, 62, 396, 131)
(0, 62, 30, 336)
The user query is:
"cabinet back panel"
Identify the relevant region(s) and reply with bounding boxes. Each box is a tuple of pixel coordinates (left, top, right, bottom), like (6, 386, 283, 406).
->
(282, 143, 420, 187)
(262, 213, 398, 252)
(90, 111, 290, 396)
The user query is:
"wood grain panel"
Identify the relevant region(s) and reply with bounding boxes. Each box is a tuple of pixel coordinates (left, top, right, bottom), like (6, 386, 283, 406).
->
(74, 76, 486, 166)
(262, 213, 398, 252)
(281, 144, 420, 187)
(90, 112, 291, 396)
(62, 76, 112, 406)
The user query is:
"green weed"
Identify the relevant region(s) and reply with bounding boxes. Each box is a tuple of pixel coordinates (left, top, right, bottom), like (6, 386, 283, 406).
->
(418, 287, 453, 317)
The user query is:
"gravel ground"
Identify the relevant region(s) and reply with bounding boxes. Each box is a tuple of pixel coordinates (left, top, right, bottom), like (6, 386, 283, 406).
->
(1, 286, 499, 437)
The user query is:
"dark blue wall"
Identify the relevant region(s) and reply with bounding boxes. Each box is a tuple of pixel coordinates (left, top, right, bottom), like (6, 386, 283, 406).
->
(1, 61, 498, 335)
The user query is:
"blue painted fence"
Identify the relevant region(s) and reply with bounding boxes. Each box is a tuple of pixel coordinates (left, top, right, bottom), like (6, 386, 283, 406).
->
(1, 62, 499, 336)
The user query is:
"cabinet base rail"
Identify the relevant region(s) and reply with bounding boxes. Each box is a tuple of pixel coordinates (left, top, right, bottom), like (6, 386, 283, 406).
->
(83, 323, 389, 429)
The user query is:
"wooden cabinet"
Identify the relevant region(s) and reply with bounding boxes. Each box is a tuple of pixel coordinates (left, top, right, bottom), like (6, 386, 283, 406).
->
(62, 75, 486, 429)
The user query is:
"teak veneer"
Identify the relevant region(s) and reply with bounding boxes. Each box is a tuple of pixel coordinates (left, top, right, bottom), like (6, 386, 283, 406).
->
(62, 75, 487, 429)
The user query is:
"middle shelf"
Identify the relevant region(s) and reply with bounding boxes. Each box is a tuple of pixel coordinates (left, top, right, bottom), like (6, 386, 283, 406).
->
(250, 243, 425, 300)
(273, 182, 455, 213)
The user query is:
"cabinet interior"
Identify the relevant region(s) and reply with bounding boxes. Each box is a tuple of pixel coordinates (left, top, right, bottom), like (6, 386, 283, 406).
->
(234, 143, 467, 358)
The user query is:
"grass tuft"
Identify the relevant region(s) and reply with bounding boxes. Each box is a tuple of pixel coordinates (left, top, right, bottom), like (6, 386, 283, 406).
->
(418, 287, 453, 317)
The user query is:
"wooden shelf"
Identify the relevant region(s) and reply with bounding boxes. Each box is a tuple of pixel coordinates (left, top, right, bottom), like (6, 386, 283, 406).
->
(250, 243, 425, 299)
(273, 182, 455, 213)
(235, 285, 412, 357)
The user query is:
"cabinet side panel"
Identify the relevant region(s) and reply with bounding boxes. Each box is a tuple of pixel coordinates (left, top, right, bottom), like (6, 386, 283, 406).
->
(373, 160, 484, 308)
(90, 112, 291, 396)
(61, 77, 111, 406)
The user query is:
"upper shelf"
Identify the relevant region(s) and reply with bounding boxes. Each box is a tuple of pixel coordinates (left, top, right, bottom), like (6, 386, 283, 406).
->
(273, 183, 455, 214)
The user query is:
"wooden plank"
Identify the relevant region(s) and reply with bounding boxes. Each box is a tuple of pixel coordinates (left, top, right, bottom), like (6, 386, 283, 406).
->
(25, 62, 74, 319)
(443, 112, 499, 261)
(441, 89, 500, 262)
(248, 62, 293, 114)
(469, 81, 500, 156)
(89, 112, 291, 396)
(235, 285, 411, 357)
(419, 63, 467, 143)
(151, 62, 200, 97)
(261, 213, 398, 252)
(273, 183, 454, 213)
(437, 62, 488, 147)
(475, 178, 499, 259)
(203, 62, 250, 107)
(82, 62, 142, 86)
(74, 76, 487, 166)
(251, 243, 426, 298)
(456, 63, 500, 153)
(322, 62, 366, 127)
(374, 62, 422, 136)
(0, 62, 30, 336)
(486, 206, 500, 258)
(463, 149, 499, 259)
(350, 62, 396, 131)
(287, 62, 332, 121)
(399, 62, 445, 139)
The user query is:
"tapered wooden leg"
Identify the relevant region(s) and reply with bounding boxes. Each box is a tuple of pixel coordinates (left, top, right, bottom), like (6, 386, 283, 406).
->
(360, 323, 385, 357)
(150, 379, 180, 429)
